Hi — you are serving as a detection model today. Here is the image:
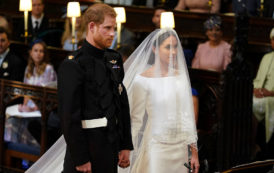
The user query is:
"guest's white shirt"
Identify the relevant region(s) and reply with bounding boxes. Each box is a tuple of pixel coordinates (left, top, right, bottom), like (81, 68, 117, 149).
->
(31, 13, 44, 29)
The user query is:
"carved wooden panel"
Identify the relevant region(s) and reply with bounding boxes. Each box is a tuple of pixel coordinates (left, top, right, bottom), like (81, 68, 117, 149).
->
(0, 79, 58, 165)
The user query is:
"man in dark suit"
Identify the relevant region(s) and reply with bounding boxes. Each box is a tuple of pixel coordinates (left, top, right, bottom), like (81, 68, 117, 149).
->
(232, 0, 261, 16)
(58, 4, 133, 173)
(16, 0, 49, 43)
(0, 27, 25, 81)
(264, 0, 274, 18)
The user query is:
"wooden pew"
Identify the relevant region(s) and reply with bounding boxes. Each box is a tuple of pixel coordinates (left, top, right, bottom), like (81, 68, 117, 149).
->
(1, 2, 271, 74)
(0, 79, 58, 169)
(222, 160, 274, 173)
(1, 1, 273, 45)
(189, 68, 254, 172)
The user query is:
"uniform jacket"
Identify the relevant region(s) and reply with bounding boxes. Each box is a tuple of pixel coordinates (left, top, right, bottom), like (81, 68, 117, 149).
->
(58, 40, 133, 167)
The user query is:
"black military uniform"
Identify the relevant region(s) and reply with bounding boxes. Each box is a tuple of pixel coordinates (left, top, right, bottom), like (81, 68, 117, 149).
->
(58, 40, 133, 173)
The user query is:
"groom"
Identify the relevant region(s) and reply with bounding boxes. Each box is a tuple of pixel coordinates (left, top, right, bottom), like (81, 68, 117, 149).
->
(58, 4, 133, 173)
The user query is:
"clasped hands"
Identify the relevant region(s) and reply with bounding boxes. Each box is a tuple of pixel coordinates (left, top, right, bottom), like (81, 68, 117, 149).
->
(254, 88, 273, 98)
(18, 104, 38, 112)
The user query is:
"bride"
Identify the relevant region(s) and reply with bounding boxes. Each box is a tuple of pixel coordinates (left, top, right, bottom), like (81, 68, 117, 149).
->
(119, 28, 199, 173)
(26, 28, 199, 173)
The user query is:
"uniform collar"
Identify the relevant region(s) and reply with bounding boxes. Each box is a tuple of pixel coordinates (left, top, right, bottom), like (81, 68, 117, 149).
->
(82, 39, 105, 59)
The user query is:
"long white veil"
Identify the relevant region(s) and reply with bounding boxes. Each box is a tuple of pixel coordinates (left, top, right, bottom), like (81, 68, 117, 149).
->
(26, 136, 65, 173)
(119, 28, 197, 173)
(26, 28, 197, 173)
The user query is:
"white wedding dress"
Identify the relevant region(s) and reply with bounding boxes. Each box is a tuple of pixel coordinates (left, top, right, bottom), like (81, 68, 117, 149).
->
(121, 74, 190, 173)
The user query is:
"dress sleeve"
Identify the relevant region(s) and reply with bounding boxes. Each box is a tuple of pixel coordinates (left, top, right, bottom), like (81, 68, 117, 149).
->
(253, 54, 268, 88)
(222, 43, 232, 70)
(45, 64, 57, 84)
(48, 65, 57, 82)
(130, 76, 147, 148)
(191, 44, 201, 69)
(174, 0, 186, 10)
(23, 67, 28, 84)
(211, 0, 221, 13)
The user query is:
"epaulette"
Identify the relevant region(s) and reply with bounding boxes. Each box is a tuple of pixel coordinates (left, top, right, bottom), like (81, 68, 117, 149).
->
(105, 48, 121, 59)
(67, 49, 82, 61)
(68, 55, 74, 60)
(106, 48, 118, 53)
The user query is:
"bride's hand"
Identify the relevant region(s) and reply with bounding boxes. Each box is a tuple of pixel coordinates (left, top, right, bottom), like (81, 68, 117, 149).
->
(190, 148, 200, 173)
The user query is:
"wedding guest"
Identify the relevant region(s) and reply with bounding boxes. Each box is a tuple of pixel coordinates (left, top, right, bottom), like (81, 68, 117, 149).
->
(192, 16, 232, 72)
(175, 0, 220, 13)
(0, 27, 26, 81)
(253, 28, 274, 158)
(5, 39, 56, 148)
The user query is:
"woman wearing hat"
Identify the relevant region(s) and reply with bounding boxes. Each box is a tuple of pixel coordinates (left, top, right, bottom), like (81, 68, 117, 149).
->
(191, 15, 232, 72)
(253, 28, 274, 149)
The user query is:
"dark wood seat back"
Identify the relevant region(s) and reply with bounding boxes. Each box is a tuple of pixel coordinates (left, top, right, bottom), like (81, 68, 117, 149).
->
(0, 79, 58, 169)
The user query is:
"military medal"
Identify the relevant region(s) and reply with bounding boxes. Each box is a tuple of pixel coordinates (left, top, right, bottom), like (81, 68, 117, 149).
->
(109, 60, 117, 64)
(118, 84, 123, 95)
(112, 65, 120, 69)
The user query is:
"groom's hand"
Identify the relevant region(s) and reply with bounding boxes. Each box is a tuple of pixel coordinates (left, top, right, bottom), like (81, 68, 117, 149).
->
(76, 161, 92, 173)
(118, 150, 130, 168)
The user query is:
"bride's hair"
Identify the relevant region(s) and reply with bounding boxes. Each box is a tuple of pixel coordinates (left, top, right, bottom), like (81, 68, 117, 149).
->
(147, 31, 177, 65)
(154, 31, 176, 47)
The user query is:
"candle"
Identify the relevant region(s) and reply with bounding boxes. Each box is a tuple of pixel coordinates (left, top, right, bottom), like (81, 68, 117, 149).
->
(24, 11, 28, 36)
(19, 0, 32, 38)
(67, 2, 81, 50)
(114, 7, 126, 48)
(117, 22, 122, 47)
(71, 17, 76, 39)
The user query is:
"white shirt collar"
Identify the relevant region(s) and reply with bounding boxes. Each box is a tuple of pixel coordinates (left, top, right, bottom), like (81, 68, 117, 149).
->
(31, 13, 44, 28)
(0, 48, 10, 60)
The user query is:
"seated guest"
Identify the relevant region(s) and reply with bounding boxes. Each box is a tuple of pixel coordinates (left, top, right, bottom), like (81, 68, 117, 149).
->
(264, 0, 274, 18)
(175, 0, 220, 13)
(0, 27, 26, 81)
(191, 16, 232, 72)
(232, 0, 260, 16)
(0, 15, 10, 32)
(4, 39, 57, 147)
(152, 8, 166, 29)
(61, 16, 86, 51)
(133, 7, 166, 46)
(15, 0, 49, 43)
(253, 27, 274, 148)
(19, 39, 57, 111)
